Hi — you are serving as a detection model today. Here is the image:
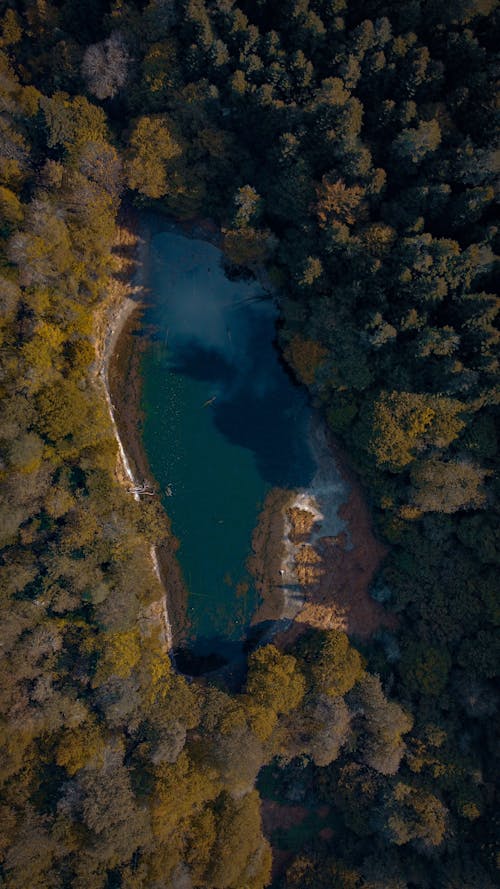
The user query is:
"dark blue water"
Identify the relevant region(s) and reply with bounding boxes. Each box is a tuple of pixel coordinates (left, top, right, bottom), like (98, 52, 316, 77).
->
(140, 231, 315, 663)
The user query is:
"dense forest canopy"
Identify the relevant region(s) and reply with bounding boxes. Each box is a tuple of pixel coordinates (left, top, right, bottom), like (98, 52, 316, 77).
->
(0, 0, 498, 887)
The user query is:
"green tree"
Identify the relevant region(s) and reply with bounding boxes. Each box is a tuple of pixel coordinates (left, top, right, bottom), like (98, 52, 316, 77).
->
(393, 119, 442, 165)
(382, 782, 448, 849)
(399, 641, 452, 696)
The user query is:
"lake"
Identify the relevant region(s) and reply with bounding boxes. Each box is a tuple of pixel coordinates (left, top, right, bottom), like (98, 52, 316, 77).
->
(139, 228, 317, 667)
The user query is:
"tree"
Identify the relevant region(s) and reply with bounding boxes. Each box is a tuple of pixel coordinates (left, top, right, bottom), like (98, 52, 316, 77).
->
(126, 115, 182, 198)
(63, 741, 151, 870)
(36, 379, 108, 453)
(298, 256, 323, 286)
(7, 432, 44, 474)
(381, 782, 448, 849)
(315, 176, 365, 228)
(393, 119, 442, 165)
(233, 184, 261, 227)
(0, 9, 22, 47)
(352, 674, 413, 775)
(0, 185, 23, 228)
(194, 690, 267, 792)
(8, 205, 73, 289)
(81, 32, 129, 100)
(284, 334, 327, 386)
(222, 226, 277, 267)
(141, 38, 181, 108)
(94, 628, 142, 682)
(3, 806, 62, 889)
(204, 791, 271, 889)
(77, 141, 122, 196)
(283, 692, 352, 765)
(409, 457, 488, 513)
(152, 751, 219, 840)
(399, 641, 452, 696)
(297, 629, 365, 697)
(366, 391, 466, 471)
(204, 718, 265, 794)
(41, 93, 108, 151)
(245, 645, 305, 716)
(56, 720, 105, 775)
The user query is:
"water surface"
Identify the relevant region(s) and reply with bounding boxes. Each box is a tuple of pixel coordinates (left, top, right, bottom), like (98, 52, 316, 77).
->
(140, 230, 315, 661)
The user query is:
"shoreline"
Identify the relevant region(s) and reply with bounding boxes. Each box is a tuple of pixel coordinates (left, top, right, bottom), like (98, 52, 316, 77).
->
(104, 215, 194, 650)
(94, 216, 176, 652)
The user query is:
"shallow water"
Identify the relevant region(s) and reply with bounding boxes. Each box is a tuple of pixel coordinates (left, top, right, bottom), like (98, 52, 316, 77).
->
(140, 230, 316, 658)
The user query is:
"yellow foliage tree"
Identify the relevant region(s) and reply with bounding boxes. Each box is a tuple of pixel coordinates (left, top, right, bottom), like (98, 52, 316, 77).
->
(95, 628, 142, 683)
(56, 721, 105, 775)
(315, 176, 365, 227)
(369, 391, 466, 470)
(152, 751, 220, 839)
(0, 185, 23, 226)
(245, 644, 305, 717)
(126, 115, 181, 198)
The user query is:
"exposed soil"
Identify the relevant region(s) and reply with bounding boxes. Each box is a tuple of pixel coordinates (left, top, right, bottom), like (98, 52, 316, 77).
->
(261, 800, 309, 834)
(108, 308, 149, 483)
(319, 446, 397, 637)
(248, 429, 396, 651)
(276, 448, 397, 648)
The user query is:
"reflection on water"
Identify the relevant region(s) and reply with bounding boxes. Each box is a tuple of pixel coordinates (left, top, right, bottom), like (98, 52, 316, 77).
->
(140, 231, 315, 660)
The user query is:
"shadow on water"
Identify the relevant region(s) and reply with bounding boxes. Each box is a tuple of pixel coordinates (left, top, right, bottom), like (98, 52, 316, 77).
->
(213, 394, 312, 488)
(174, 620, 297, 690)
(174, 637, 248, 690)
(161, 317, 315, 489)
(168, 339, 235, 386)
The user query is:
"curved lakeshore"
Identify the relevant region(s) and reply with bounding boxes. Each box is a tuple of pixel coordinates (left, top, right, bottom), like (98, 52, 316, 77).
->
(94, 218, 180, 653)
(101, 215, 395, 672)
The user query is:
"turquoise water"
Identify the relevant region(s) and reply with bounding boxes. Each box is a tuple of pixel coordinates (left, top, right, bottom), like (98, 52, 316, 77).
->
(140, 230, 315, 659)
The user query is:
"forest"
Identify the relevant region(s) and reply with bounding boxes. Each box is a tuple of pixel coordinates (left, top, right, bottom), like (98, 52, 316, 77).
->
(0, 0, 498, 887)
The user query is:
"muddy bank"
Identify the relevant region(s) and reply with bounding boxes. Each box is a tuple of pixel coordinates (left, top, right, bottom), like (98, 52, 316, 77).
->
(248, 416, 396, 647)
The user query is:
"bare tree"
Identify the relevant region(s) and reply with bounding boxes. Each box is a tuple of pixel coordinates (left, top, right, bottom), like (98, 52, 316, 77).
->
(81, 32, 129, 101)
